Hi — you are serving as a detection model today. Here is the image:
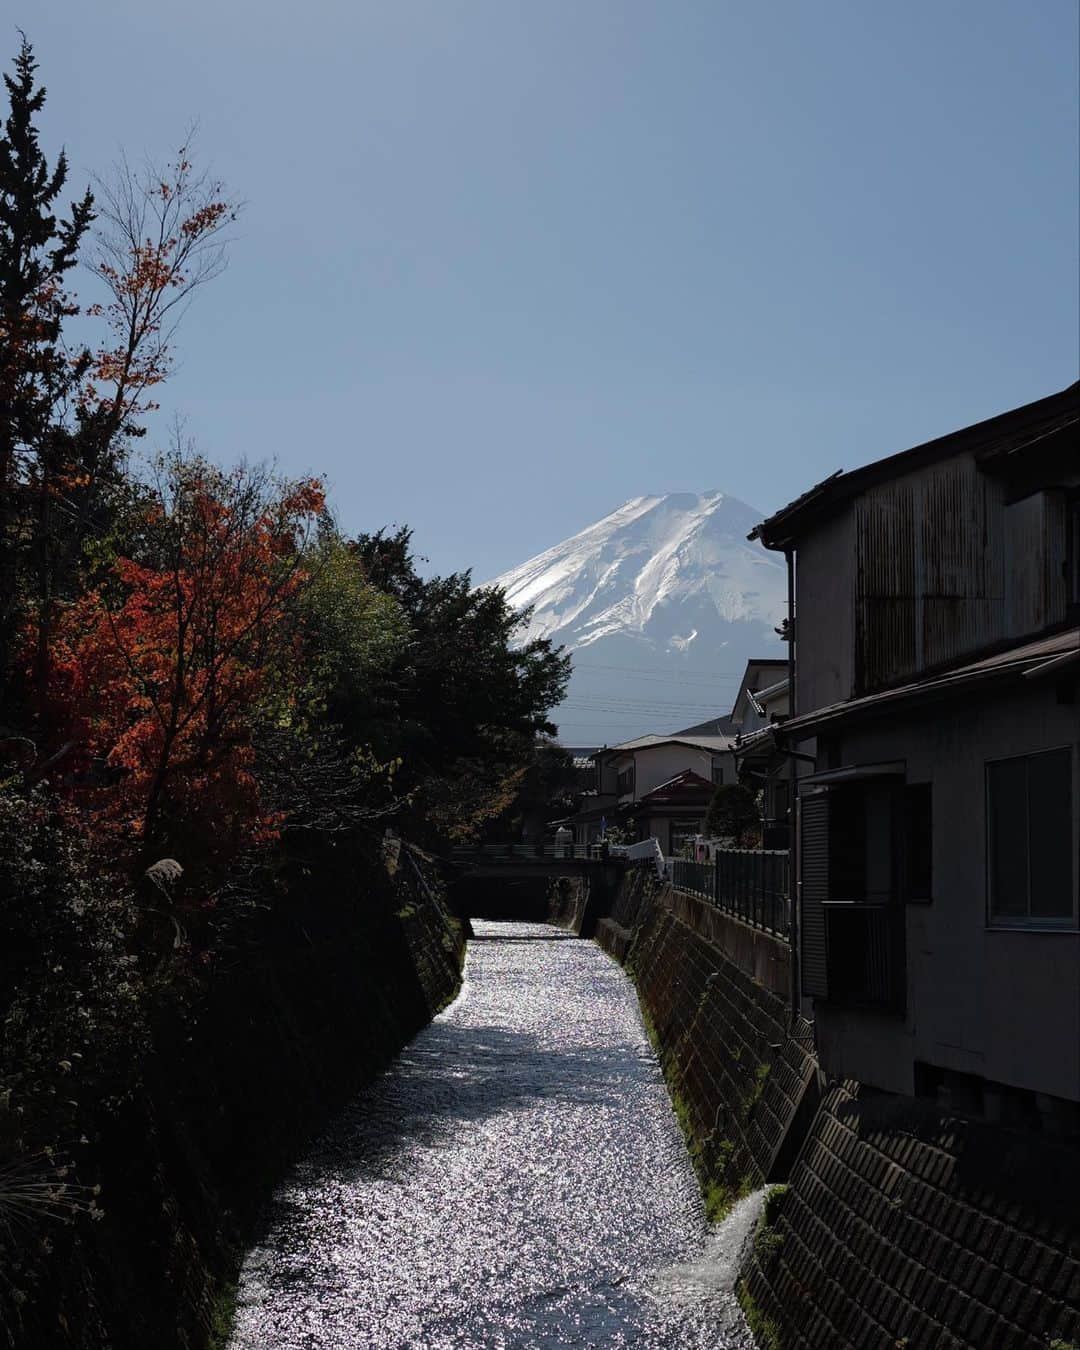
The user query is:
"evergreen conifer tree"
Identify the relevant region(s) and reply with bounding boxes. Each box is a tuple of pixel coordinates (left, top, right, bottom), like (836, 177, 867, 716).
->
(0, 35, 94, 715)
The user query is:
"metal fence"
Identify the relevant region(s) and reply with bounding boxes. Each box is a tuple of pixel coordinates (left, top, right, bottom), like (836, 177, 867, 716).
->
(670, 849, 790, 939)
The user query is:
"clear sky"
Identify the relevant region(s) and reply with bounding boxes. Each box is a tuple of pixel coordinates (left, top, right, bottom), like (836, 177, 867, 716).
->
(20, 1, 1080, 581)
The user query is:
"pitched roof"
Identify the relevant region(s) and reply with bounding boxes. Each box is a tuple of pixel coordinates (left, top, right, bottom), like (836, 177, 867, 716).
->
(675, 714, 737, 737)
(638, 769, 715, 803)
(609, 732, 734, 753)
(751, 381, 1080, 550)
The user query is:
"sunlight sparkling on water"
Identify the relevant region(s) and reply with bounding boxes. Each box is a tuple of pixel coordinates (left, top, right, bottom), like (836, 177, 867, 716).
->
(229, 921, 754, 1349)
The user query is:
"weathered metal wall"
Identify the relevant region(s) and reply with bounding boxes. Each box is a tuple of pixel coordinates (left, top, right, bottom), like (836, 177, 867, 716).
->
(1004, 489, 1069, 637)
(796, 509, 856, 709)
(853, 453, 1067, 693)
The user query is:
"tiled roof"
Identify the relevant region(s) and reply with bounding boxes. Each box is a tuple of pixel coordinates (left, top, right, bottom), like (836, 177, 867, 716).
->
(638, 769, 715, 802)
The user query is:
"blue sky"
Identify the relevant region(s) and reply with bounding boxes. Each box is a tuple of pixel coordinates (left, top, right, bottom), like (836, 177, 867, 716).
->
(21, 1, 1080, 581)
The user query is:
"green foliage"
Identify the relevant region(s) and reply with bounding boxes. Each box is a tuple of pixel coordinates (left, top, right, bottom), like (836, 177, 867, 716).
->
(0, 36, 96, 713)
(737, 1280, 783, 1350)
(704, 782, 761, 844)
(349, 527, 570, 844)
(208, 1281, 238, 1350)
(290, 527, 409, 727)
(762, 1183, 788, 1229)
(0, 780, 148, 1324)
(754, 1222, 785, 1265)
(750, 1188, 783, 1269)
(0, 783, 147, 1153)
(486, 735, 584, 841)
(744, 1062, 771, 1116)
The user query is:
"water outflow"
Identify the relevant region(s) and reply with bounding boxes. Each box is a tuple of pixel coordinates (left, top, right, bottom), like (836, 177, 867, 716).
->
(229, 922, 755, 1348)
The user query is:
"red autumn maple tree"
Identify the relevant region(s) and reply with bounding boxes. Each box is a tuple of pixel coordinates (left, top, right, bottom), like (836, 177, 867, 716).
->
(44, 455, 324, 862)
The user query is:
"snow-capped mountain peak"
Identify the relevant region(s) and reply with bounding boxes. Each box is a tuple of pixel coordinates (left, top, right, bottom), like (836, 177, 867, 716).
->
(481, 492, 787, 743)
(483, 491, 785, 653)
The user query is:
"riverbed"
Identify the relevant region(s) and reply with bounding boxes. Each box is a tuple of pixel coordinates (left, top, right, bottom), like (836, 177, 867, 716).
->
(229, 921, 756, 1348)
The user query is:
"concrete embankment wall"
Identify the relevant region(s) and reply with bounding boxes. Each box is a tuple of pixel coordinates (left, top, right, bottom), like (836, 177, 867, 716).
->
(13, 848, 464, 1350)
(595, 868, 819, 1215)
(591, 870, 1080, 1349)
(742, 1081, 1080, 1350)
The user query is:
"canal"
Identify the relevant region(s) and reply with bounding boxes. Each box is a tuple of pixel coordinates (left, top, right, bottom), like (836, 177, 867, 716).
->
(229, 921, 757, 1348)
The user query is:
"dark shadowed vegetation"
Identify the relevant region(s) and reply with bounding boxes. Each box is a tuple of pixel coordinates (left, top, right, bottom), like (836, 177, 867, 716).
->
(0, 37, 567, 1344)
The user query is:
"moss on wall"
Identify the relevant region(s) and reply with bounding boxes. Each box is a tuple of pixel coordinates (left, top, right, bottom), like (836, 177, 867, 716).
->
(599, 875, 818, 1225)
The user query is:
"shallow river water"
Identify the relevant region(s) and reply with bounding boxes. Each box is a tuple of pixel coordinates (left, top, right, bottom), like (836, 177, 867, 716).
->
(229, 922, 757, 1349)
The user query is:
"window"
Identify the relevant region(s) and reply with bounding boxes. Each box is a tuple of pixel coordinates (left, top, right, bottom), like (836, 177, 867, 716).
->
(905, 783, 933, 901)
(711, 759, 724, 785)
(1069, 496, 1080, 608)
(987, 748, 1074, 924)
(801, 781, 906, 1011)
(670, 818, 702, 857)
(617, 765, 635, 797)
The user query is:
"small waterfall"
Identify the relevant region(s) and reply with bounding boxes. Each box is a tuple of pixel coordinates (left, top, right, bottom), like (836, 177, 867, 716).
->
(653, 1187, 770, 1300)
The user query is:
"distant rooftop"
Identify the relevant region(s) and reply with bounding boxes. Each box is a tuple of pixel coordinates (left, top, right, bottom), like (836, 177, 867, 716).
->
(608, 731, 734, 754)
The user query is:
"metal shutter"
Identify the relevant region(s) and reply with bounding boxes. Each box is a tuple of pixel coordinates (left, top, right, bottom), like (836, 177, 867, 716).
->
(800, 790, 830, 999)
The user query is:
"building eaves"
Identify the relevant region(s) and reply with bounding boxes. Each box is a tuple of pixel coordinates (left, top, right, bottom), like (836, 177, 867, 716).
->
(777, 627, 1078, 737)
(750, 381, 1080, 551)
(733, 724, 779, 761)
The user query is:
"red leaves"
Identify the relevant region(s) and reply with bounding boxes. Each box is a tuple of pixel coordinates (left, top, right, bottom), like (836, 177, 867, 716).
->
(42, 463, 324, 861)
(83, 146, 240, 435)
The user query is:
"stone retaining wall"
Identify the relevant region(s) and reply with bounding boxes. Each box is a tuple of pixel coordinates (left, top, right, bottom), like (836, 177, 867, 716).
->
(8, 849, 464, 1350)
(598, 877, 818, 1215)
(595, 873, 1080, 1348)
(741, 1081, 1080, 1350)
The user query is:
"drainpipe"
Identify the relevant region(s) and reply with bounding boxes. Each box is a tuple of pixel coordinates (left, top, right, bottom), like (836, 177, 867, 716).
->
(785, 546, 800, 1022)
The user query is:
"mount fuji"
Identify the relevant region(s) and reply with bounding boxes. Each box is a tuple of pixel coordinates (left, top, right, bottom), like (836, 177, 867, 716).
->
(481, 492, 788, 745)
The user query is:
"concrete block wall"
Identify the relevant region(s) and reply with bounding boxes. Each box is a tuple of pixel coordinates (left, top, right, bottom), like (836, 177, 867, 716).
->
(595, 875, 1080, 1347)
(599, 882, 819, 1208)
(742, 1080, 1080, 1349)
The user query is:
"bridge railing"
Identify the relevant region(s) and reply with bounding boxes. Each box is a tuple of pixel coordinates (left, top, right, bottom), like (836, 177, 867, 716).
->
(451, 842, 615, 863)
(670, 849, 790, 939)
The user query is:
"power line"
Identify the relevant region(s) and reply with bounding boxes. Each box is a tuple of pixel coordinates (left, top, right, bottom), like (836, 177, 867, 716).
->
(569, 660, 776, 678)
(564, 702, 723, 712)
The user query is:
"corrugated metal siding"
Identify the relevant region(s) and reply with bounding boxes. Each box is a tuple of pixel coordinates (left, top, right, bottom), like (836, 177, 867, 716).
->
(1005, 492, 1046, 636)
(855, 485, 917, 691)
(852, 455, 1066, 692)
(921, 460, 1002, 668)
(1004, 490, 1069, 636)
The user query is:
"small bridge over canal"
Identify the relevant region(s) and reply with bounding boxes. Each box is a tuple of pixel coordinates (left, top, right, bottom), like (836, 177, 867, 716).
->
(448, 843, 638, 928)
(448, 840, 791, 943)
(450, 842, 636, 878)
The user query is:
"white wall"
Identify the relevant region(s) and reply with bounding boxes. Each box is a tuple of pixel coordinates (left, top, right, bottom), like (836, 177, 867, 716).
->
(810, 681, 1080, 1103)
(628, 744, 734, 798)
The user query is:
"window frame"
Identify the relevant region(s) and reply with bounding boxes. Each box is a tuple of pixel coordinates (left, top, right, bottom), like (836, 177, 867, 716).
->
(985, 744, 1077, 931)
